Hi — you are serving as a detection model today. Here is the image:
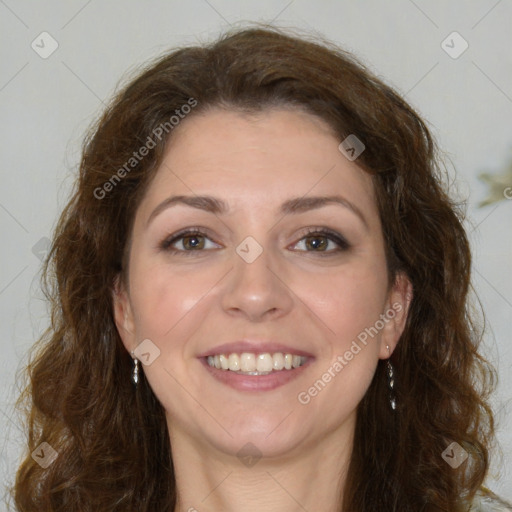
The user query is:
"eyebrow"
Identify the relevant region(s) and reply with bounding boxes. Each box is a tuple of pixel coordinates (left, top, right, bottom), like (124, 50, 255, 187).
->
(146, 194, 369, 229)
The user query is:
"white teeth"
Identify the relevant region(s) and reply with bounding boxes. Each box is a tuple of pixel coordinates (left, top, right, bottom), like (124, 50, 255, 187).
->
(219, 354, 229, 370)
(240, 353, 256, 372)
(241, 370, 272, 376)
(273, 352, 285, 370)
(256, 353, 273, 372)
(206, 352, 308, 372)
(228, 353, 240, 371)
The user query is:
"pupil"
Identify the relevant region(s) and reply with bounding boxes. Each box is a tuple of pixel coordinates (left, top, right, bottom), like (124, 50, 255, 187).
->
(309, 236, 326, 250)
(186, 235, 201, 249)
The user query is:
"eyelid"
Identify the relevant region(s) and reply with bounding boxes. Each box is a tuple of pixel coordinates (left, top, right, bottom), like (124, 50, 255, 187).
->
(159, 226, 218, 251)
(290, 227, 351, 252)
(159, 226, 351, 254)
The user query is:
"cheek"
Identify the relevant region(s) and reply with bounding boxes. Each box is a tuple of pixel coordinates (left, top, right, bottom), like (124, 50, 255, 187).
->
(295, 263, 388, 417)
(302, 258, 389, 349)
(128, 257, 225, 348)
(128, 242, 389, 350)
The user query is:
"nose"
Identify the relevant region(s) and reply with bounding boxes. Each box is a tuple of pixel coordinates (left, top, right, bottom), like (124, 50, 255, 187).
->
(220, 239, 294, 322)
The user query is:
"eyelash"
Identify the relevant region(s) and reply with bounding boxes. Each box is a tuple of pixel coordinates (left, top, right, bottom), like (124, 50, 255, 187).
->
(159, 226, 351, 256)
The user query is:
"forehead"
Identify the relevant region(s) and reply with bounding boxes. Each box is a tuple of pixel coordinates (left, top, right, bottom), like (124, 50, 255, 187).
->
(138, 107, 378, 222)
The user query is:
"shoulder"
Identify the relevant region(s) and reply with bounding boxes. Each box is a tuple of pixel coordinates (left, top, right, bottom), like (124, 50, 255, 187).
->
(469, 487, 512, 511)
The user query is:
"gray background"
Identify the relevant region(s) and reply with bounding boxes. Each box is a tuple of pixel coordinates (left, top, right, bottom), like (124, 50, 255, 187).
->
(1, 0, 511, 505)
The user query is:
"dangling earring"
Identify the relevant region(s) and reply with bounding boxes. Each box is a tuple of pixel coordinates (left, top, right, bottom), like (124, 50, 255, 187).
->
(386, 345, 396, 411)
(131, 352, 139, 385)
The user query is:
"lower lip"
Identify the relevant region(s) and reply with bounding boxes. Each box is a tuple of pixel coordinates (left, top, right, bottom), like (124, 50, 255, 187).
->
(199, 357, 313, 392)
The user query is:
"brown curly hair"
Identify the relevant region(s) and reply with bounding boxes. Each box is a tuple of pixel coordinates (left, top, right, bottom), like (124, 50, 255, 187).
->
(12, 25, 498, 511)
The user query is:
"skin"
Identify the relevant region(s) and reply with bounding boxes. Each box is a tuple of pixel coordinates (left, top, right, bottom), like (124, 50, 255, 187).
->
(113, 107, 412, 512)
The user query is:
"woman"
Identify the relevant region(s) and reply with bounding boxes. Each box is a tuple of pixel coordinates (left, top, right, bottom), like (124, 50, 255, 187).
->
(12, 26, 512, 511)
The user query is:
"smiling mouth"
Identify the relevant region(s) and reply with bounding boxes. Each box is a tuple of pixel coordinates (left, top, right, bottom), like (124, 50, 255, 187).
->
(206, 352, 308, 375)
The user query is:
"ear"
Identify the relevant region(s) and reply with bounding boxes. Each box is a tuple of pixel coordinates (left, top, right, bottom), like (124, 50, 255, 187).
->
(112, 274, 136, 352)
(379, 271, 413, 359)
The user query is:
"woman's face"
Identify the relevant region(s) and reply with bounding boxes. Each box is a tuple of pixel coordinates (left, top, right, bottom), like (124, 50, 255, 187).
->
(113, 107, 411, 459)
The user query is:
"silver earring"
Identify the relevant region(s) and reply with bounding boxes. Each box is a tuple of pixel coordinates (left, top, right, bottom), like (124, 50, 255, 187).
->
(386, 345, 396, 411)
(131, 356, 139, 385)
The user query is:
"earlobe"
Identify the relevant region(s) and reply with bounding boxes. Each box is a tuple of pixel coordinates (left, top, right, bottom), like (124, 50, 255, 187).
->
(380, 272, 413, 357)
(394, 272, 413, 334)
(112, 274, 135, 347)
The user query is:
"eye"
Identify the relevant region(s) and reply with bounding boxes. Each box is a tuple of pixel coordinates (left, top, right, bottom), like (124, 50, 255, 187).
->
(159, 228, 220, 255)
(291, 227, 350, 255)
(159, 226, 350, 256)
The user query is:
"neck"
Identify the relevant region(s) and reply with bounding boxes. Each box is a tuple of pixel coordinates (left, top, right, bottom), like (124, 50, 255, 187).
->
(168, 413, 355, 512)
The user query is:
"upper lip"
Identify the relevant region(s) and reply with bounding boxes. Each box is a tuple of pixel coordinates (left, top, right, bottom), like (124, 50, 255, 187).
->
(197, 340, 315, 359)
